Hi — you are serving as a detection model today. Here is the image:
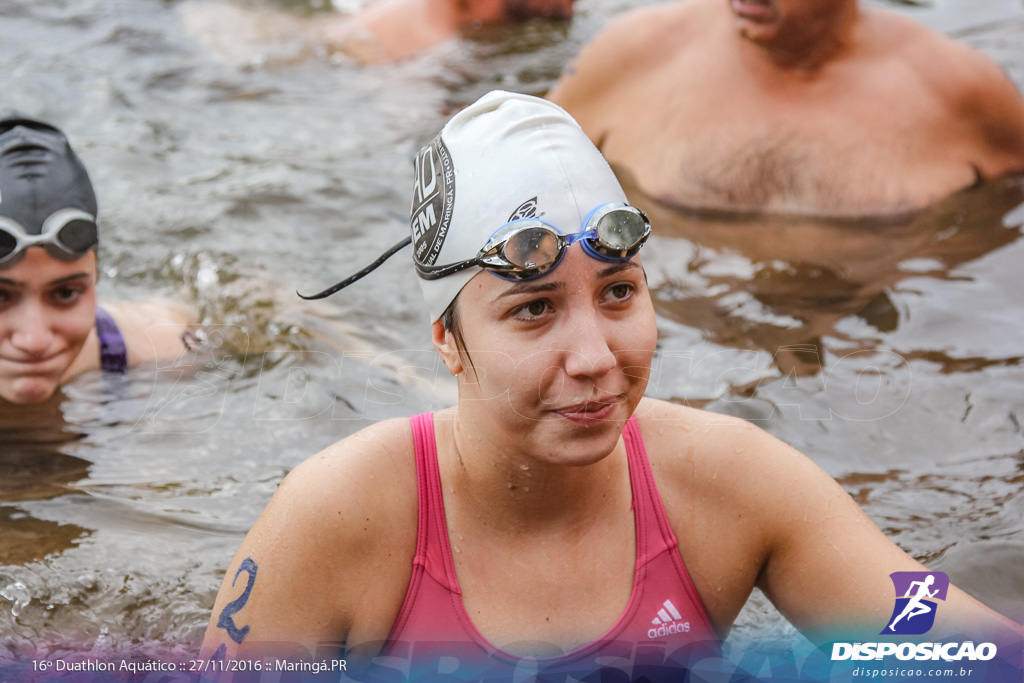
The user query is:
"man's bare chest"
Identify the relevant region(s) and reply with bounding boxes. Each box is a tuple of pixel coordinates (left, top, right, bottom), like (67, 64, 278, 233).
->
(598, 77, 977, 214)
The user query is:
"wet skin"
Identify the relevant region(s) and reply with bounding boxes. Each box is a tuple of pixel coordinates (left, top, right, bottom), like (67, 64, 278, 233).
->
(548, 0, 1024, 215)
(0, 249, 97, 405)
(433, 246, 657, 471)
(203, 246, 1022, 671)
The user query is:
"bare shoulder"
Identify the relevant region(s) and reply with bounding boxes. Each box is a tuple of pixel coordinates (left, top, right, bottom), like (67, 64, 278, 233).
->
(869, 7, 1024, 170)
(868, 7, 1023, 110)
(202, 417, 417, 660)
(288, 417, 417, 513)
(634, 397, 845, 527)
(548, 1, 701, 111)
(100, 299, 198, 365)
(267, 417, 417, 552)
(636, 397, 816, 485)
(231, 417, 416, 564)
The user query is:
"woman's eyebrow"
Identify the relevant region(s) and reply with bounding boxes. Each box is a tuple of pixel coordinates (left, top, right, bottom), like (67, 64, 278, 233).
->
(46, 273, 91, 286)
(596, 261, 642, 279)
(494, 280, 563, 301)
(0, 273, 92, 288)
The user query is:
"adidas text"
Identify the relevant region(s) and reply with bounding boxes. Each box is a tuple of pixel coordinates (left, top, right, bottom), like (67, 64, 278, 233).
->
(647, 622, 690, 639)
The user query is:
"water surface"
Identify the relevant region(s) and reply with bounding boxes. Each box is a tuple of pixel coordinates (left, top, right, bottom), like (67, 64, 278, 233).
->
(1, 0, 1023, 669)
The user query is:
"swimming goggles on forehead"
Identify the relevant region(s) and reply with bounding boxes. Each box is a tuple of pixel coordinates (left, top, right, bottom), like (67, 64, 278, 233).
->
(299, 202, 651, 300)
(416, 202, 651, 281)
(0, 209, 99, 267)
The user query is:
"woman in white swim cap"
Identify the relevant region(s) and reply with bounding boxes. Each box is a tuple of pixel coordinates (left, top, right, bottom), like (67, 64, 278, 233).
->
(205, 92, 1021, 679)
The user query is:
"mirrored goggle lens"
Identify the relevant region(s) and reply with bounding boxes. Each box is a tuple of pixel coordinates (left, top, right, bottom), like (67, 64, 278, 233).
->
(595, 209, 648, 250)
(502, 227, 562, 270)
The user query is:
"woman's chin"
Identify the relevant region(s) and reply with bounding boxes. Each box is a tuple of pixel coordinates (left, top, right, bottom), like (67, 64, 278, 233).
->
(2, 377, 60, 406)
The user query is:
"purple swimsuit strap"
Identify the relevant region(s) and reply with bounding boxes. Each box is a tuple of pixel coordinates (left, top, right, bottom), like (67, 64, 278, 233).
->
(95, 306, 128, 373)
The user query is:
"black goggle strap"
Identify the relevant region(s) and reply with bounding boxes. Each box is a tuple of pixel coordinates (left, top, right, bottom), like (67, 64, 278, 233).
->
(297, 208, 651, 300)
(297, 236, 412, 300)
(414, 256, 488, 281)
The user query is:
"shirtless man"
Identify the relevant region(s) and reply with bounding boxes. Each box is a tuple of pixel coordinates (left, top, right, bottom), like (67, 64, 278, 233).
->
(547, 0, 1024, 216)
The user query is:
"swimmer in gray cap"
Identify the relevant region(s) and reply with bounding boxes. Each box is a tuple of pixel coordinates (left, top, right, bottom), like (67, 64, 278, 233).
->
(0, 114, 194, 406)
(205, 91, 1020, 678)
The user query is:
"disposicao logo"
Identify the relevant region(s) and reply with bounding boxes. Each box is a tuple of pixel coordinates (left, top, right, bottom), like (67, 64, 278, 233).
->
(831, 571, 998, 663)
(881, 571, 948, 636)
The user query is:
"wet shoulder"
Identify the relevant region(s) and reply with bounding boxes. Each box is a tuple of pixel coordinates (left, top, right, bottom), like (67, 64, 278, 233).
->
(592, 0, 703, 63)
(287, 417, 418, 526)
(99, 299, 197, 366)
(555, 0, 700, 85)
(548, 0, 706, 123)
(863, 6, 1008, 103)
(634, 397, 814, 502)
(264, 418, 418, 586)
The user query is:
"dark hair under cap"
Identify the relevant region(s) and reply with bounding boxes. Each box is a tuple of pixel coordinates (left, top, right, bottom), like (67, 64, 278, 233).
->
(0, 113, 98, 235)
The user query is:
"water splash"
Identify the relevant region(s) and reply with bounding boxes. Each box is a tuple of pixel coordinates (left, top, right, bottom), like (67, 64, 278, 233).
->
(1, 580, 31, 618)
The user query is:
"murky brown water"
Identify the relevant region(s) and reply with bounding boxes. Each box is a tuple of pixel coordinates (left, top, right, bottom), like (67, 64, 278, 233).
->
(1, 0, 1023, 672)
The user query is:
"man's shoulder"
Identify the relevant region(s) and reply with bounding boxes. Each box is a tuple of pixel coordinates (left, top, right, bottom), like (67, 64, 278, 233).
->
(591, 0, 705, 57)
(864, 7, 1008, 94)
(558, 1, 703, 77)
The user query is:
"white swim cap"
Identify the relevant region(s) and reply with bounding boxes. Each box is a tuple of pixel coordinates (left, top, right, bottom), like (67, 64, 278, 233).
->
(409, 90, 627, 322)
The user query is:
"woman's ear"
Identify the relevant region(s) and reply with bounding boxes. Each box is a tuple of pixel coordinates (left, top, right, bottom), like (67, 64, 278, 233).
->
(431, 319, 464, 376)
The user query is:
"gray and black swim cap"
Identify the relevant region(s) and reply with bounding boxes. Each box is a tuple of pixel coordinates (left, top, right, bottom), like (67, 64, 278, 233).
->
(0, 113, 98, 238)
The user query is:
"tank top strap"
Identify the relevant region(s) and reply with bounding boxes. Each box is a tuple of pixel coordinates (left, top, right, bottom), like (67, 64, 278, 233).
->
(408, 413, 461, 594)
(95, 306, 128, 373)
(622, 414, 680, 567)
(621, 415, 714, 637)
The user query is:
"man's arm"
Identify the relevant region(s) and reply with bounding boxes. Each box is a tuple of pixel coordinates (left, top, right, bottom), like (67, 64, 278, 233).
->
(961, 51, 1024, 177)
(913, 29, 1024, 178)
(201, 419, 416, 665)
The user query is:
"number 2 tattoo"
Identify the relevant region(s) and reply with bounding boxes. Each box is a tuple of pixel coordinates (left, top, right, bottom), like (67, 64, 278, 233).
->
(217, 557, 258, 644)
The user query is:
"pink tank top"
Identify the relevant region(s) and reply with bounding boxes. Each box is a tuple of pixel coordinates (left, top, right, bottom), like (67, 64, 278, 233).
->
(368, 414, 719, 681)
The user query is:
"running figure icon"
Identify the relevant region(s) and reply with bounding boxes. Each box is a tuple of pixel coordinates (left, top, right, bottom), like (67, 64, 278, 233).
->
(889, 574, 939, 631)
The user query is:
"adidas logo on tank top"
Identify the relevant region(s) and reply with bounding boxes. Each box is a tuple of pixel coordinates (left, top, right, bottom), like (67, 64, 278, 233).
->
(647, 599, 691, 639)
